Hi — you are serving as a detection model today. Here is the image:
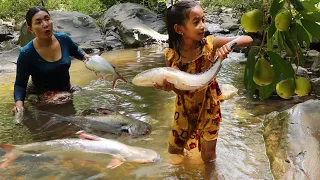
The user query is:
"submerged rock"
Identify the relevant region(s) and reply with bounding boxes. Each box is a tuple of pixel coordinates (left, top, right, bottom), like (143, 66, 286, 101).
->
(263, 99, 320, 180)
(220, 84, 238, 100)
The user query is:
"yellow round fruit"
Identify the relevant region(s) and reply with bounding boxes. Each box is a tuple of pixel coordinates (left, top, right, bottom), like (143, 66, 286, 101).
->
(241, 9, 263, 33)
(253, 58, 274, 86)
(276, 78, 296, 99)
(275, 9, 292, 31)
(294, 77, 311, 96)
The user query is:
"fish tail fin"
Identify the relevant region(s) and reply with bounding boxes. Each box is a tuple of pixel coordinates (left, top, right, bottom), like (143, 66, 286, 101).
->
(0, 144, 18, 168)
(112, 72, 127, 89)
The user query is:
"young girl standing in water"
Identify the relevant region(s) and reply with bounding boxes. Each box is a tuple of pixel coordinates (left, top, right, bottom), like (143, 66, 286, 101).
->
(154, 0, 253, 163)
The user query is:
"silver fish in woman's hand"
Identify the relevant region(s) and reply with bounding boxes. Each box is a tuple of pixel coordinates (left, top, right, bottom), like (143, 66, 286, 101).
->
(85, 55, 127, 88)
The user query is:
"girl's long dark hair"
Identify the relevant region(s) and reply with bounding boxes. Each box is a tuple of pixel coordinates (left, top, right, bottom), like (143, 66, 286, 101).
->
(26, 6, 50, 27)
(165, 0, 200, 56)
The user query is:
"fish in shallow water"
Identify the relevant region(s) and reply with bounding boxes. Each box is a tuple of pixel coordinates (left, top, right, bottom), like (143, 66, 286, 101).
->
(0, 131, 160, 169)
(76, 131, 160, 168)
(85, 55, 127, 88)
(38, 110, 152, 136)
(13, 106, 24, 124)
(132, 43, 237, 91)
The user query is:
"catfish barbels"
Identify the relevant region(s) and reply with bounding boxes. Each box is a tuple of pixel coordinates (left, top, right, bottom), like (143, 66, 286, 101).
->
(85, 55, 127, 88)
(0, 131, 160, 169)
(132, 43, 237, 91)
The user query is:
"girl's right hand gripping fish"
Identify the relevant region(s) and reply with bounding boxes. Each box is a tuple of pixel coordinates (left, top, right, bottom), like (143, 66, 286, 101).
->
(85, 55, 127, 88)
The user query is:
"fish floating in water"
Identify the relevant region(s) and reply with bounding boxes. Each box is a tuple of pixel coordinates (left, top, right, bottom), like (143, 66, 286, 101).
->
(85, 55, 127, 88)
(76, 131, 160, 168)
(37, 110, 152, 136)
(132, 43, 237, 91)
(0, 131, 160, 169)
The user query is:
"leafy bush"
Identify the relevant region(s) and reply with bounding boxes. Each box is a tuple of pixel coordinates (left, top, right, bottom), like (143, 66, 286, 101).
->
(0, 0, 43, 22)
(46, 0, 104, 15)
(201, 0, 261, 11)
(97, 0, 167, 14)
(0, 0, 103, 22)
(0, 0, 167, 22)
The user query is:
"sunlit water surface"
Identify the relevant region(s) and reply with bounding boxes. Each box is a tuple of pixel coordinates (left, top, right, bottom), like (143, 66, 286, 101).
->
(0, 46, 275, 179)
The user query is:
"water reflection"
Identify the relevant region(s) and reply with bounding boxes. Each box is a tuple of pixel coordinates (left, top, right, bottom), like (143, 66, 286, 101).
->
(0, 47, 274, 179)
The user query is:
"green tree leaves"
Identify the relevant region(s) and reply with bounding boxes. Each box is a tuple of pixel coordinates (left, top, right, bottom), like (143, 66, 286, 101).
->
(270, 0, 285, 18)
(243, 0, 319, 100)
(244, 49, 257, 98)
(301, 19, 320, 40)
(267, 51, 295, 79)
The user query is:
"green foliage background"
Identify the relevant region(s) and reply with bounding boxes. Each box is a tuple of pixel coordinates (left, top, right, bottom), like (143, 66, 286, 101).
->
(0, 0, 269, 22)
(0, 0, 167, 22)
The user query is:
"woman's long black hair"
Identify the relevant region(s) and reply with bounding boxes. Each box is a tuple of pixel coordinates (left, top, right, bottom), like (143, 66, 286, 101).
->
(165, 0, 202, 57)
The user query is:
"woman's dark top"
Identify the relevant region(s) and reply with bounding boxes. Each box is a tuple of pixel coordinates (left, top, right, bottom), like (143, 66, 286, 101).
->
(14, 32, 85, 102)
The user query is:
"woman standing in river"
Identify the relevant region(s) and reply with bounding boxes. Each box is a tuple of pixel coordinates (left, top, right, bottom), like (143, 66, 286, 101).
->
(12, 6, 90, 114)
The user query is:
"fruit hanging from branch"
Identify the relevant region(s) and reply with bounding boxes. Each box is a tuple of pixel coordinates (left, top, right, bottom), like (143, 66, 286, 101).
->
(294, 76, 311, 96)
(253, 57, 274, 86)
(241, 0, 319, 100)
(275, 9, 292, 31)
(241, 9, 264, 33)
(276, 78, 296, 99)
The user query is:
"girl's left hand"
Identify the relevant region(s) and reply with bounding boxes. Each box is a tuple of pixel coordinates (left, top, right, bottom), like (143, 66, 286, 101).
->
(216, 43, 232, 61)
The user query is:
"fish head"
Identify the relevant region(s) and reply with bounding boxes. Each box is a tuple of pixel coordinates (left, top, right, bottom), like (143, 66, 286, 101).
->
(85, 55, 103, 69)
(128, 121, 152, 136)
(138, 152, 160, 164)
(132, 69, 158, 87)
(84, 56, 95, 71)
(127, 147, 160, 163)
(85, 55, 113, 73)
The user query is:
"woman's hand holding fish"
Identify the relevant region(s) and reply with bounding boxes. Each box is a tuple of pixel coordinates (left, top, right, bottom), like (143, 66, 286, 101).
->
(83, 54, 91, 64)
(12, 101, 24, 115)
(153, 77, 174, 92)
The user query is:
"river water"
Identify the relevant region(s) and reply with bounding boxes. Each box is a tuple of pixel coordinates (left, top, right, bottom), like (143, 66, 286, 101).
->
(0, 46, 275, 179)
